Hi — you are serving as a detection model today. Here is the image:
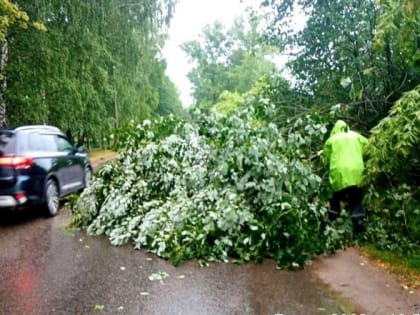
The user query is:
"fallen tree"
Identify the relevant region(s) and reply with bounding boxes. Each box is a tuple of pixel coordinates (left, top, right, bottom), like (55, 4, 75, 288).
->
(71, 106, 346, 268)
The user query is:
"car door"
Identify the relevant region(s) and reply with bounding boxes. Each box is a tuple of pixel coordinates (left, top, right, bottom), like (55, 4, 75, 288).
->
(55, 135, 84, 193)
(33, 133, 71, 196)
(24, 131, 60, 197)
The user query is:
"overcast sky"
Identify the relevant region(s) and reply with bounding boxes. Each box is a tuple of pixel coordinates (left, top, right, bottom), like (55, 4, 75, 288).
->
(162, 0, 256, 107)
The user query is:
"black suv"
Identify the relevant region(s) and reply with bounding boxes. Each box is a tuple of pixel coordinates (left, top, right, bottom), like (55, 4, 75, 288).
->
(0, 125, 92, 216)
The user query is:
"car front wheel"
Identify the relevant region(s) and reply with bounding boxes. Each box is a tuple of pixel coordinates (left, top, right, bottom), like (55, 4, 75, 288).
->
(45, 179, 59, 216)
(84, 167, 92, 187)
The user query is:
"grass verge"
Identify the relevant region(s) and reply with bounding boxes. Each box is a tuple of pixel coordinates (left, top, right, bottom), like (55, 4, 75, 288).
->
(88, 149, 116, 160)
(87, 149, 117, 172)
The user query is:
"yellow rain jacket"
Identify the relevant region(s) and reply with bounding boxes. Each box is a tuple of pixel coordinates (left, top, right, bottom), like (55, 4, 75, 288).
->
(323, 120, 368, 192)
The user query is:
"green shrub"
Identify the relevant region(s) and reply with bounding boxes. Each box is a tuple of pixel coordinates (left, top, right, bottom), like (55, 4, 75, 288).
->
(71, 105, 344, 268)
(364, 85, 420, 250)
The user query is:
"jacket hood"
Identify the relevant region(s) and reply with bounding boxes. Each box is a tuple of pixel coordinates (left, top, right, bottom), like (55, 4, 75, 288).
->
(330, 120, 349, 137)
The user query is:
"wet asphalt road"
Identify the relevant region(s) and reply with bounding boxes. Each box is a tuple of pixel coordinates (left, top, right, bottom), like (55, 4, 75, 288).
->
(0, 208, 343, 315)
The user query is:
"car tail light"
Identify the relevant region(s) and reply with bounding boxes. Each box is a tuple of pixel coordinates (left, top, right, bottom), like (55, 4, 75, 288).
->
(14, 192, 28, 204)
(0, 156, 34, 169)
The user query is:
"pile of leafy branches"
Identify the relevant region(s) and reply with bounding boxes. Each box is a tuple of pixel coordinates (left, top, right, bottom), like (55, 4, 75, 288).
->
(363, 85, 420, 251)
(71, 105, 346, 268)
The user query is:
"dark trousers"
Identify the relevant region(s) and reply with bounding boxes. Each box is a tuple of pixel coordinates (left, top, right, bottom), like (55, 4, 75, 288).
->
(328, 185, 365, 232)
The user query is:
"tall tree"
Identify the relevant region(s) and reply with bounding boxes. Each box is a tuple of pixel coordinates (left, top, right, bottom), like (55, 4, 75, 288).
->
(157, 73, 184, 117)
(182, 15, 278, 110)
(0, 0, 45, 125)
(2, 0, 177, 146)
(374, 0, 420, 80)
(261, 0, 420, 130)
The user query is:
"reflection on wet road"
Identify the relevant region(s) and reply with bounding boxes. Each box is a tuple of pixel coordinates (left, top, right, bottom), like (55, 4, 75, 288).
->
(0, 209, 342, 315)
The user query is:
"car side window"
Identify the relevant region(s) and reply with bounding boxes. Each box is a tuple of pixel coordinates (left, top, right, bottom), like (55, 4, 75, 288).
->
(27, 132, 43, 151)
(56, 136, 74, 153)
(41, 134, 58, 151)
(0, 131, 16, 155)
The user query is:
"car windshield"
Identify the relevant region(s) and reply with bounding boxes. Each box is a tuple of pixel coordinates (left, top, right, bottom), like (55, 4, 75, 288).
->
(0, 131, 15, 156)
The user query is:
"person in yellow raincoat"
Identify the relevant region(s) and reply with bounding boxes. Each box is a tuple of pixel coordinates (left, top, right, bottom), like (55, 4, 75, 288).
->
(323, 120, 368, 232)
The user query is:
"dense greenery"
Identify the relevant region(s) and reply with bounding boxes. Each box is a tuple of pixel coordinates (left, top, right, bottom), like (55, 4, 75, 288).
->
(363, 85, 420, 250)
(1, 0, 183, 146)
(0, 0, 38, 42)
(69, 0, 419, 268)
(72, 101, 356, 268)
(1, 0, 416, 268)
(261, 0, 420, 132)
(260, 0, 420, 254)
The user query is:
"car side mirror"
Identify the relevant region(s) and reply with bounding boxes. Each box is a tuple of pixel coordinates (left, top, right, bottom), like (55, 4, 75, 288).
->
(76, 145, 86, 153)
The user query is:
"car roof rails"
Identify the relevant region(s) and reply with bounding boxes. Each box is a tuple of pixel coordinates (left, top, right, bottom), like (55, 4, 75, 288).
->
(15, 125, 62, 133)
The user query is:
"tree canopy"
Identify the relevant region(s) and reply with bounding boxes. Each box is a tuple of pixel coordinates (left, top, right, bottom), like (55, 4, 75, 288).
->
(261, 0, 420, 131)
(1, 0, 418, 266)
(0, 0, 183, 146)
(182, 15, 278, 110)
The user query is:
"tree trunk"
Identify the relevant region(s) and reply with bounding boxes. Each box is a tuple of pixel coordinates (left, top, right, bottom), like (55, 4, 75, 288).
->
(0, 39, 8, 127)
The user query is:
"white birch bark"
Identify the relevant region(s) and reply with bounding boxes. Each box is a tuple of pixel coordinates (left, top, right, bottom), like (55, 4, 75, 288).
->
(0, 39, 8, 127)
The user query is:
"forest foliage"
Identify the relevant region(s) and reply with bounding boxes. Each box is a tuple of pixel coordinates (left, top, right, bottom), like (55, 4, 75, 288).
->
(262, 0, 419, 132)
(71, 103, 345, 268)
(363, 86, 420, 250)
(182, 15, 278, 110)
(72, 0, 419, 267)
(0, 0, 183, 145)
(2, 1, 418, 266)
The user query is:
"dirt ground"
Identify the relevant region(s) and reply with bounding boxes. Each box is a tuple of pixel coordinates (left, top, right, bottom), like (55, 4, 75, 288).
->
(90, 151, 117, 171)
(311, 247, 420, 315)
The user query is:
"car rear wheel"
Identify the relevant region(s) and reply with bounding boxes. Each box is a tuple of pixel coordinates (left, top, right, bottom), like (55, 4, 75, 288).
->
(45, 179, 59, 216)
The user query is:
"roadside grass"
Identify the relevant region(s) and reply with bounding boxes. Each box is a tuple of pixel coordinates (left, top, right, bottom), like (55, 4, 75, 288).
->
(87, 149, 117, 172)
(361, 245, 420, 287)
(88, 149, 115, 160)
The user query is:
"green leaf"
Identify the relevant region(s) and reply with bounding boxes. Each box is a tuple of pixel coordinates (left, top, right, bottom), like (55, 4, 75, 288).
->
(94, 304, 105, 311)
